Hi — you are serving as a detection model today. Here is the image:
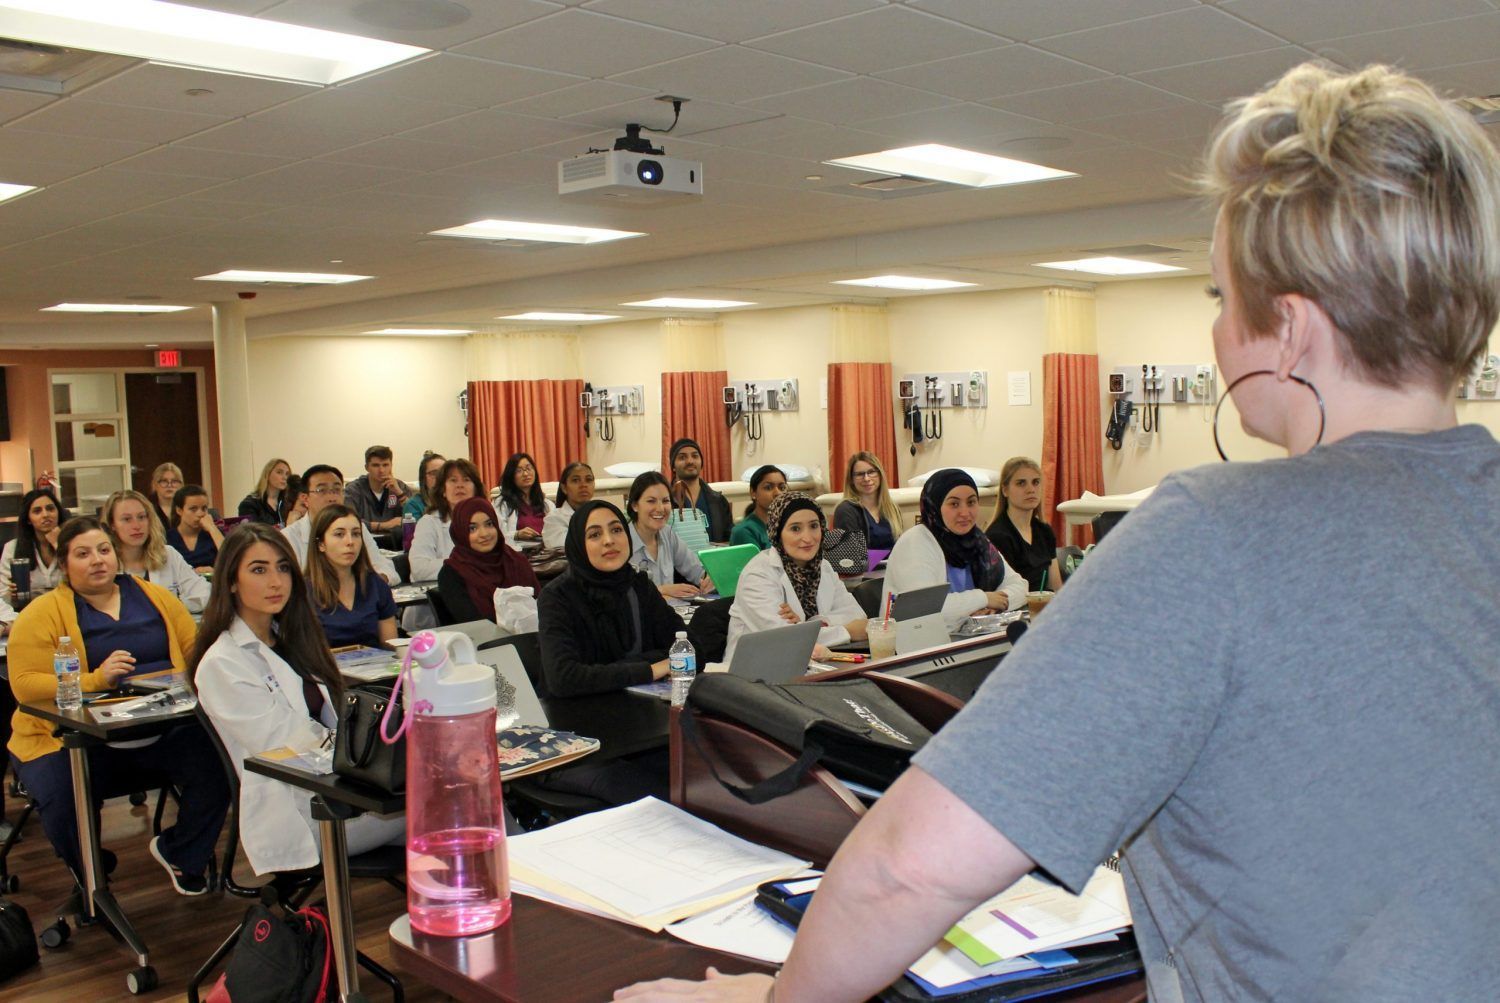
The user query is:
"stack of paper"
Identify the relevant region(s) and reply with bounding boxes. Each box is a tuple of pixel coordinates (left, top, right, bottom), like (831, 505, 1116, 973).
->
(509, 798, 810, 932)
(332, 645, 399, 680)
(944, 866, 1131, 966)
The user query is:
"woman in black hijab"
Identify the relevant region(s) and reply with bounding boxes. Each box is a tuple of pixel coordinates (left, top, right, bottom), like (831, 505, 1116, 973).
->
(537, 499, 683, 697)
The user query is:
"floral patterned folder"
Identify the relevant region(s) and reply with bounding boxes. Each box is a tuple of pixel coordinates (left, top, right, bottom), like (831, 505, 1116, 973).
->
(497, 725, 601, 780)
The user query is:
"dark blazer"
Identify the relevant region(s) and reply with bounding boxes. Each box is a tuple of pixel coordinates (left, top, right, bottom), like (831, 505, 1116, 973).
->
(833, 499, 895, 550)
(537, 569, 681, 698)
(237, 492, 285, 525)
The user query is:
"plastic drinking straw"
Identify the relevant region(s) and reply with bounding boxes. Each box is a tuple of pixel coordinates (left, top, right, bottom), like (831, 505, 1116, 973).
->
(883, 592, 893, 625)
(1039, 568, 1048, 592)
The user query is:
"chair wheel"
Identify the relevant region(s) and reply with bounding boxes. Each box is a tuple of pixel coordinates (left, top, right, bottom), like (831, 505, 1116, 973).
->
(40, 919, 69, 949)
(1, 873, 18, 893)
(128, 792, 147, 807)
(127, 965, 158, 994)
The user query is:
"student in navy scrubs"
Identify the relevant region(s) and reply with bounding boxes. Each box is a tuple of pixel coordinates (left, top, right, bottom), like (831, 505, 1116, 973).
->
(166, 484, 223, 571)
(304, 504, 397, 649)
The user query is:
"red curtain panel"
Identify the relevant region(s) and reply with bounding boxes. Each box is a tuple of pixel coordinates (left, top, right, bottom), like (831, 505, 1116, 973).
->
(467, 378, 587, 489)
(827, 361, 898, 493)
(1041, 354, 1105, 546)
(660, 370, 732, 482)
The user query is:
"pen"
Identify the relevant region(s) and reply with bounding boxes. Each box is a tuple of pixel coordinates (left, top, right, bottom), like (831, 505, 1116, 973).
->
(821, 653, 866, 663)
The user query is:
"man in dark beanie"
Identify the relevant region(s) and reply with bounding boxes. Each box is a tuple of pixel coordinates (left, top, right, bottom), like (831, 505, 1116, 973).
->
(667, 437, 733, 543)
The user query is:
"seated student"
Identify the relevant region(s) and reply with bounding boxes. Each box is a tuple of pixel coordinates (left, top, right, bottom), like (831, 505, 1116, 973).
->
(166, 484, 224, 572)
(282, 475, 309, 527)
(542, 461, 595, 549)
(283, 464, 398, 585)
(667, 437, 732, 543)
(833, 451, 903, 551)
(192, 524, 405, 874)
(344, 445, 411, 549)
(305, 504, 397, 649)
(626, 472, 711, 599)
(537, 500, 681, 697)
(724, 492, 867, 664)
(148, 462, 184, 529)
(883, 469, 1026, 632)
(984, 457, 1061, 592)
(7, 516, 229, 895)
(410, 457, 485, 582)
(497, 451, 553, 543)
(437, 497, 540, 623)
(402, 451, 445, 522)
(1, 488, 70, 599)
(103, 490, 211, 613)
(729, 464, 788, 551)
(238, 457, 293, 525)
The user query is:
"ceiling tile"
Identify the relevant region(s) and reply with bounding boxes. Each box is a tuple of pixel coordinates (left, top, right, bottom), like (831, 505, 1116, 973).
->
(1419, 57, 1500, 97)
(875, 44, 1108, 101)
(399, 108, 599, 153)
(1076, 103, 1224, 144)
(909, 0, 1195, 42)
(70, 63, 312, 118)
(0, 155, 84, 186)
(1034, 7, 1287, 75)
(0, 90, 57, 126)
(10, 99, 223, 144)
(610, 45, 850, 104)
(584, 0, 882, 42)
(746, 6, 1003, 74)
(340, 53, 582, 108)
(1316, 14, 1500, 71)
(251, 87, 473, 138)
(259, 0, 561, 48)
(1219, 0, 1491, 44)
(196, 161, 421, 204)
(565, 95, 776, 134)
(855, 102, 1049, 145)
(317, 137, 489, 171)
(455, 10, 720, 77)
(110, 146, 295, 180)
(498, 80, 658, 118)
(0, 131, 153, 171)
(1131, 48, 1316, 104)
(989, 77, 1199, 124)
(744, 77, 957, 124)
(179, 117, 375, 158)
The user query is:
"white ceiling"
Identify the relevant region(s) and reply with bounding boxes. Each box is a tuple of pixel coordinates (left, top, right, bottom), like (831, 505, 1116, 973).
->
(0, 0, 1496, 344)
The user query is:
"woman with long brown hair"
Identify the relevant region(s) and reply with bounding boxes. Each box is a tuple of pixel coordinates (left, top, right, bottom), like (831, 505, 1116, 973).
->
(191, 523, 403, 874)
(305, 503, 397, 648)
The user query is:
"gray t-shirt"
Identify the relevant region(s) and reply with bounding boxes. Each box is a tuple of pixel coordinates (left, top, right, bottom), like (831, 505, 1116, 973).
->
(915, 425, 1500, 1002)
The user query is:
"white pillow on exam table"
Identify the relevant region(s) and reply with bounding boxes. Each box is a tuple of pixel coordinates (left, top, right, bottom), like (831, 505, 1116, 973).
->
(906, 467, 1001, 488)
(740, 463, 812, 483)
(604, 460, 658, 478)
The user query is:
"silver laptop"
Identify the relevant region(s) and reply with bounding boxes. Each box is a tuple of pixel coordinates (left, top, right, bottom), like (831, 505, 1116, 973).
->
(890, 583, 950, 621)
(727, 620, 823, 683)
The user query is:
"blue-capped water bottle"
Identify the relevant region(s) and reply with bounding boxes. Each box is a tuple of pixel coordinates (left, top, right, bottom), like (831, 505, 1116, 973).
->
(668, 631, 696, 707)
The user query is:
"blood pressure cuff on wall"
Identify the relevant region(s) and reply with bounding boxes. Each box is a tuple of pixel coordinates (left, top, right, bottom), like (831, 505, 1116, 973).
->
(682, 675, 933, 803)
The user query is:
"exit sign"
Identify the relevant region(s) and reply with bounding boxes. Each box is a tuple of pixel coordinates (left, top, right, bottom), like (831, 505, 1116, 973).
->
(155, 349, 181, 368)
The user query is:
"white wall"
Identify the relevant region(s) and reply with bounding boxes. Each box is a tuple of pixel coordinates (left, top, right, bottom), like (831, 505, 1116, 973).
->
(577, 318, 663, 474)
(245, 335, 469, 485)
(722, 306, 834, 483)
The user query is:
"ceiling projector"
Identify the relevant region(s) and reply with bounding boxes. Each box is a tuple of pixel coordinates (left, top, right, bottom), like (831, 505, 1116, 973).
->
(558, 124, 702, 202)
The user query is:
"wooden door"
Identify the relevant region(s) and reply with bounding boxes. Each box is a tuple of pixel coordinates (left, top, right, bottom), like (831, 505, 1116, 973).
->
(126, 372, 203, 499)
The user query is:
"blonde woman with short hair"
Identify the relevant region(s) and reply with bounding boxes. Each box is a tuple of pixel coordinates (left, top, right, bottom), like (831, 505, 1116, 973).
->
(831, 451, 903, 552)
(103, 490, 211, 613)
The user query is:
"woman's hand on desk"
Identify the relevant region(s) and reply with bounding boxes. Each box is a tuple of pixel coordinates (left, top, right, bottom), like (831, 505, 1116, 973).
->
(984, 591, 1010, 612)
(96, 649, 136, 687)
(615, 967, 774, 1001)
(660, 583, 701, 600)
(515, 527, 540, 541)
(650, 658, 671, 681)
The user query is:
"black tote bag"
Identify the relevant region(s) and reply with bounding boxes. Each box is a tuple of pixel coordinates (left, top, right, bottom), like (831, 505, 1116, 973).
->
(332, 683, 405, 793)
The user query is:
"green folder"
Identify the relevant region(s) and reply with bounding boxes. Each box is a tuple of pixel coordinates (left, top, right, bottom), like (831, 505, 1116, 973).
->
(696, 544, 759, 598)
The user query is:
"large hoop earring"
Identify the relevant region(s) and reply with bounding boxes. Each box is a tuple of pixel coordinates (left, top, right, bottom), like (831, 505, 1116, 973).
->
(1212, 369, 1325, 462)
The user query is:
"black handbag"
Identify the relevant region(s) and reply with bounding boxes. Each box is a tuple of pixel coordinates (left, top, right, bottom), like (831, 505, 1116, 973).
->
(206, 903, 330, 1003)
(822, 527, 869, 575)
(333, 683, 405, 793)
(0, 898, 38, 983)
(682, 674, 933, 804)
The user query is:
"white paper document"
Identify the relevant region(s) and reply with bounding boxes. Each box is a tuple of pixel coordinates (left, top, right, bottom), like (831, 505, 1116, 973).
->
(508, 798, 810, 931)
(665, 893, 798, 964)
(948, 866, 1131, 964)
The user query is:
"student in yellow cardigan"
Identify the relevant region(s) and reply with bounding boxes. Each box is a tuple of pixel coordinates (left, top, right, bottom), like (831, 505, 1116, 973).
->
(7, 516, 229, 896)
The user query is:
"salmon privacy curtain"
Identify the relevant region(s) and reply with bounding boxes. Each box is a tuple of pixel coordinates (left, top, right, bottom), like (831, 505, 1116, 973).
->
(467, 379, 586, 489)
(1041, 288, 1105, 546)
(660, 371, 732, 482)
(827, 363, 898, 492)
(828, 305, 898, 492)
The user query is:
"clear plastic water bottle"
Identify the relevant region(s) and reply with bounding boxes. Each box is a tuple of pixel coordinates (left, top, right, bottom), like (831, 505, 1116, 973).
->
(400, 631, 510, 936)
(54, 636, 82, 711)
(669, 631, 697, 707)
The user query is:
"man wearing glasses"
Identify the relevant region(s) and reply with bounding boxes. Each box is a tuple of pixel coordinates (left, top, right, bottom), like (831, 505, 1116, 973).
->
(280, 464, 399, 585)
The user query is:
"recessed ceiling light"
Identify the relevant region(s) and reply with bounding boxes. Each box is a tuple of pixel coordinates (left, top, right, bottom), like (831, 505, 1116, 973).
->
(195, 270, 372, 284)
(42, 302, 193, 313)
(145, 343, 158, 348)
(1033, 257, 1186, 276)
(622, 297, 755, 310)
(834, 275, 978, 291)
(429, 219, 644, 245)
(0, 182, 39, 203)
(364, 327, 472, 336)
(804, 174, 823, 181)
(501, 312, 622, 322)
(825, 144, 1075, 188)
(0, 0, 427, 85)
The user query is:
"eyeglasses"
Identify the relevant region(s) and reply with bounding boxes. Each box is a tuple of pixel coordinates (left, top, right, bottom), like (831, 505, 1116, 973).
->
(853, 470, 880, 480)
(311, 484, 344, 495)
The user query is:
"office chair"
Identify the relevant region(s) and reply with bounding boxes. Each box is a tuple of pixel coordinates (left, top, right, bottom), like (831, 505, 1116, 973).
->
(1057, 545, 1086, 582)
(391, 551, 411, 585)
(187, 707, 406, 1002)
(684, 596, 735, 665)
(0, 772, 32, 894)
(850, 577, 886, 619)
(426, 586, 458, 626)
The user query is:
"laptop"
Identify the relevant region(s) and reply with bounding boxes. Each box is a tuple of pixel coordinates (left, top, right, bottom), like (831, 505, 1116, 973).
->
(696, 543, 759, 598)
(890, 583, 949, 621)
(726, 619, 823, 683)
(889, 583, 951, 655)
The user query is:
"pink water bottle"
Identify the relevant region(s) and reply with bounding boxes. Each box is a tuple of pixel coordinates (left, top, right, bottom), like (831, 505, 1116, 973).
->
(392, 631, 511, 936)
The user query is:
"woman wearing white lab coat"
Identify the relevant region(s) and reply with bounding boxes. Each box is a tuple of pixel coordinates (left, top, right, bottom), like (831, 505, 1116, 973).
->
(103, 490, 212, 613)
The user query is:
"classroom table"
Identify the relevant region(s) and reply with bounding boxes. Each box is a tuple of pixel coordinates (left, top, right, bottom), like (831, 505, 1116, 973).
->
(18, 695, 200, 994)
(390, 580, 437, 609)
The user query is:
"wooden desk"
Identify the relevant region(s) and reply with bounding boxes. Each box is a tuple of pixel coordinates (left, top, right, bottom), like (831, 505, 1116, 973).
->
(389, 897, 775, 1003)
(18, 697, 200, 994)
(540, 690, 670, 762)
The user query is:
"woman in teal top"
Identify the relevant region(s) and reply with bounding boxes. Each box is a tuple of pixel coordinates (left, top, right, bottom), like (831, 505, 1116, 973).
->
(728, 465, 786, 551)
(402, 452, 445, 520)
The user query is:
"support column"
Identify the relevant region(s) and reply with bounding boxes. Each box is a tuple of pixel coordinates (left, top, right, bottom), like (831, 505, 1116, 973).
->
(211, 300, 254, 506)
